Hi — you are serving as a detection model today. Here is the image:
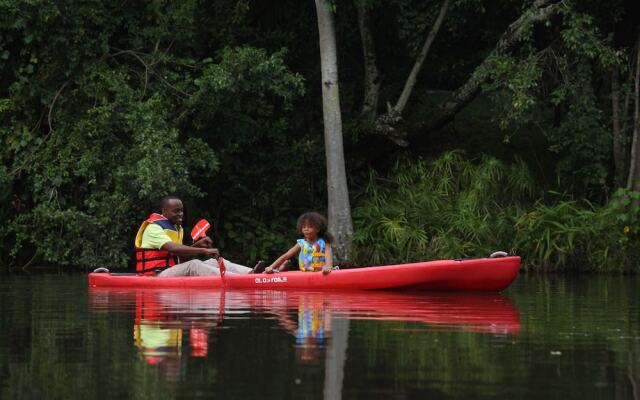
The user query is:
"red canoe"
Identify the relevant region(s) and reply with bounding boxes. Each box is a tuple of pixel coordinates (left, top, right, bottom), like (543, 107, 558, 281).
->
(88, 256, 520, 291)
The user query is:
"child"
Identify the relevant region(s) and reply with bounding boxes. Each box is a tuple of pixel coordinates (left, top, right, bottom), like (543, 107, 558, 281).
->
(264, 212, 334, 275)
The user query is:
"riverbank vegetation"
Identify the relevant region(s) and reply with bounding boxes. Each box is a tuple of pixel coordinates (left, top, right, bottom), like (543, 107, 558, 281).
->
(353, 152, 640, 271)
(0, 0, 638, 272)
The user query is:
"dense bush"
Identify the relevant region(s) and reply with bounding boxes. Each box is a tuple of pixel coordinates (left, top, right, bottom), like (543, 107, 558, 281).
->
(352, 152, 640, 272)
(0, 1, 636, 271)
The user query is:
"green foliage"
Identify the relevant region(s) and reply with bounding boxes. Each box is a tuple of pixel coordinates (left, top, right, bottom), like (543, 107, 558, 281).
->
(186, 46, 305, 133)
(353, 152, 640, 272)
(481, 51, 542, 133)
(514, 192, 640, 272)
(479, 8, 619, 196)
(0, 0, 635, 271)
(5, 64, 217, 267)
(514, 199, 597, 270)
(352, 151, 534, 264)
(221, 211, 295, 262)
(609, 188, 640, 227)
(0, 1, 306, 268)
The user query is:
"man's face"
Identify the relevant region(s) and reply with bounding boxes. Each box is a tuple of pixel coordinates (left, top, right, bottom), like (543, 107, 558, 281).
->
(162, 199, 184, 226)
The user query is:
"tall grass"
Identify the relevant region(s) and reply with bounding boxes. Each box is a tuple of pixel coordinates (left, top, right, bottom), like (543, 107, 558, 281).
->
(352, 151, 640, 273)
(352, 151, 532, 264)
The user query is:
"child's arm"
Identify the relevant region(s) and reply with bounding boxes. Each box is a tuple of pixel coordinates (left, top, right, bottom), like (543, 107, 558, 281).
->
(265, 244, 301, 274)
(322, 242, 333, 275)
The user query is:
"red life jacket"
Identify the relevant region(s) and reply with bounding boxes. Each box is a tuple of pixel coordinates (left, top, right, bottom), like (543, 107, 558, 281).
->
(134, 213, 183, 275)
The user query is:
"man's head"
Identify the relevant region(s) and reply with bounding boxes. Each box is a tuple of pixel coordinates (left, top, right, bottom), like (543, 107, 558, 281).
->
(160, 196, 184, 226)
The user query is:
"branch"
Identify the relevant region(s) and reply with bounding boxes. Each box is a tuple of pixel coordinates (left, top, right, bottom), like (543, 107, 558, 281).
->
(626, 32, 640, 191)
(421, 0, 564, 133)
(108, 47, 192, 97)
(109, 48, 150, 97)
(47, 81, 69, 134)
(394, 0, 452, 114)
(358, 4, 381, 120)
(10, 80, 70, 176)
(612, 67, 625, 185)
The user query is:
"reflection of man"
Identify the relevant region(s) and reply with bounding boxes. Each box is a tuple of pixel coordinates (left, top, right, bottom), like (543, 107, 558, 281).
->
(189, 327, 209, 357)
(132, 291, 212, 383)
(134, 196, 255, 276)
(134, 322, 183, 363)
(132, 321, 183, 383)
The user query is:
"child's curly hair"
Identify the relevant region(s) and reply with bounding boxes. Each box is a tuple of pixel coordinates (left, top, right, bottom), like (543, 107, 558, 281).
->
(296, 211, 334, 243)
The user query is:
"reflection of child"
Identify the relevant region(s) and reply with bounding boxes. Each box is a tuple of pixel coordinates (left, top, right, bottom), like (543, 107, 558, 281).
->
(296, 300, 325, 345)
(265, 212, 334, 274)
(294, 296, 332, 364)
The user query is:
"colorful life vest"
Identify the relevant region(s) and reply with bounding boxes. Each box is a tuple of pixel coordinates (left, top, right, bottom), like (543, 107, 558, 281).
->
(297, 238, 326, 272)
(134, 213, 183, 275)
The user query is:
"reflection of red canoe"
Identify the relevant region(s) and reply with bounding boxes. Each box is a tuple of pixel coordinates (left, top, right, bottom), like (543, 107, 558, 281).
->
(88, 289, 521, 334)
(88, 256, 520, 291)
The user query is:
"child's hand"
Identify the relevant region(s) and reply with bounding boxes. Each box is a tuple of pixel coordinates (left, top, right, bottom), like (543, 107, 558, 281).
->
(264, 266, 274, 274)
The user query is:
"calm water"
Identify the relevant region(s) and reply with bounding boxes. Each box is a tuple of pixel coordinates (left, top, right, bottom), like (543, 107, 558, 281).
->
(0, 273, 638, 399)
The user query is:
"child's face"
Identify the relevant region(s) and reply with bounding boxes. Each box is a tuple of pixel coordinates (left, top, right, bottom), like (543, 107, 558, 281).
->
(301, 222, 320, 241)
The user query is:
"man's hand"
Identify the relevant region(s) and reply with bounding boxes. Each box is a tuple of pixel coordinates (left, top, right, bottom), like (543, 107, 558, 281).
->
(193, 236, 213, 248)
(264, 266, 274, 274)
(203, 248, 220, 258)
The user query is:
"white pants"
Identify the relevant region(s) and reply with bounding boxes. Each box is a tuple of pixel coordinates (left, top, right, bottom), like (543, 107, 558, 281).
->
(158, 258, 252, 277)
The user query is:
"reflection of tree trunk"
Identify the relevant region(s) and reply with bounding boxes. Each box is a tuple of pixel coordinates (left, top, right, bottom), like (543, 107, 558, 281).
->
(626, 33, 640, 192)
(358, 4, 380, 121)
(323, 318, 350, 400)
(629, 352, 639, 400)
(394, 0, 451, 114)
(421, 0, 562, 133)
(612, 68, 625, 185)
(315, 0, 354, 261)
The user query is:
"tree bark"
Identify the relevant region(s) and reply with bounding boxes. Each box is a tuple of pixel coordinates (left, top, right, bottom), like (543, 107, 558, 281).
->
(315, 0, 353, 261)
(612, 68, 626, 186)
(394, 0, 452, 114)
(626, 32, 640, 191)
(421, 0, 563, 133)
(358, 4, 380, 121)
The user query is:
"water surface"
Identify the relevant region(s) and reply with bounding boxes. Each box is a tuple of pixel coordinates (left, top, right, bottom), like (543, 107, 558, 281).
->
(0, 273, 638, 399)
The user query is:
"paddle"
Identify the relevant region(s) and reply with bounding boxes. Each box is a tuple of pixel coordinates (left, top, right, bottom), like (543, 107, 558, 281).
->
(190, 219, 226, 277)
(190, 219, 211, 242)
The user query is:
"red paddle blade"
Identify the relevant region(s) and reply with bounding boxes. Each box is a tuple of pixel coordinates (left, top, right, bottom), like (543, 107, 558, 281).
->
(190, 219, 211, 241)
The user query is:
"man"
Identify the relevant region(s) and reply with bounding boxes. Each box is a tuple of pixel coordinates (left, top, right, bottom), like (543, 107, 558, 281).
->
(134, 196, 261, 276)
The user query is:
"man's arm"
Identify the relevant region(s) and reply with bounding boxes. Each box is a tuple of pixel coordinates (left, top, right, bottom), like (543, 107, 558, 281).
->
(161, 241, 219, 258)
(143, 224, 218, 258)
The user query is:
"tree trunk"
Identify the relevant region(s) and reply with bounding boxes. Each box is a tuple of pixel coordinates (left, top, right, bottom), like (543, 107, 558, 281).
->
(315, 0, 353, 262)
(394, 0, 452, 114)
(421, 0, 562, 133)
(358, 4, 380, 121)
(612, 68, 626, 186)
(626, 32, 640, 192)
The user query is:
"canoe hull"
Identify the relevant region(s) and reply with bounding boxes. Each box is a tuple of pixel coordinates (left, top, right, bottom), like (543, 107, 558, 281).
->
(88, 256, 520, 292)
